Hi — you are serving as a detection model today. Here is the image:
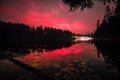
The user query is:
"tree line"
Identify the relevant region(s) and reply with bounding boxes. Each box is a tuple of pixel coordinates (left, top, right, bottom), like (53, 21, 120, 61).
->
(93, 5, 120, 39)
(0, 21, 73, 42)
(0, 21, 74, 53)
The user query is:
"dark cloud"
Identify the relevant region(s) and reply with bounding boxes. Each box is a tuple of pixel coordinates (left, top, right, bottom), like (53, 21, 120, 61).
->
(0, 0, 32, 11)
(0, 0, 34, 22)
(34, 0, 63, 13)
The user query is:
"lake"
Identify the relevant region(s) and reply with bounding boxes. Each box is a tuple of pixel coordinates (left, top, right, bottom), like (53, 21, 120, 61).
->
(0, 39, 120, 80)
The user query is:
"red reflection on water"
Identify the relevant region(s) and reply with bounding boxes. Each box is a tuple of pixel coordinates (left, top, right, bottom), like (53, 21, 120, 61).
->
(16, 44, 84, 68)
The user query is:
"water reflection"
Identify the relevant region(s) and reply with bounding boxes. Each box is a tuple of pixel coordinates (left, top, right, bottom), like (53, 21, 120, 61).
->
(0, 40, 120, 80)
(0, 40, 73, 51)
(94, 40, 120, 76)
(0, 40, 73, 60)
(14, 43, 98, 80)
(14, 42, 119, 80)
(15, 43, 85, 68)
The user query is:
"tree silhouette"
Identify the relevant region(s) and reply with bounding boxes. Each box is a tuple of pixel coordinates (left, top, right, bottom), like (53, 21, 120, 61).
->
(63, 0, 120, 16)
(62, 0, 120, 39)
(63, 0, 117, 10)
(94, 40, 120, 77)
(63, 0, 94, 11)
(0, 21, 73, 42)
(104, 5, 112, 22)
(0, 21, 74, 54)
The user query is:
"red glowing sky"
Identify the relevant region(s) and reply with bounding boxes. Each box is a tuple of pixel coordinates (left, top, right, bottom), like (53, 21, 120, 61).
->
(0, 0, 109, 34)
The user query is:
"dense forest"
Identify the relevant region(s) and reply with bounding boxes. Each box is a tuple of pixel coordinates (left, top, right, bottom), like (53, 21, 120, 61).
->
(0, 21, 73, 42)
(0, 21, 74, 53)
(93, 5, 120, 39)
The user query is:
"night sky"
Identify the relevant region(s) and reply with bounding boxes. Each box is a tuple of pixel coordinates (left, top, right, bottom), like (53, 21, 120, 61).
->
(0, 0, 109, 34)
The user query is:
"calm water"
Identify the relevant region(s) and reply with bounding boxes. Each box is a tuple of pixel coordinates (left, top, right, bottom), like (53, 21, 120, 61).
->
(0, 41, 120, 80)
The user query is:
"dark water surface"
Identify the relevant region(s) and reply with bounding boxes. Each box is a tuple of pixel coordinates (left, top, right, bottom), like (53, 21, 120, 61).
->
(0, 41, 120, 80)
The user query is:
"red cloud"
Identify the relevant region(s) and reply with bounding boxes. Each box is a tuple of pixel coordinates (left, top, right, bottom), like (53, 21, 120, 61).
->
(0, 0, 105, 34)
